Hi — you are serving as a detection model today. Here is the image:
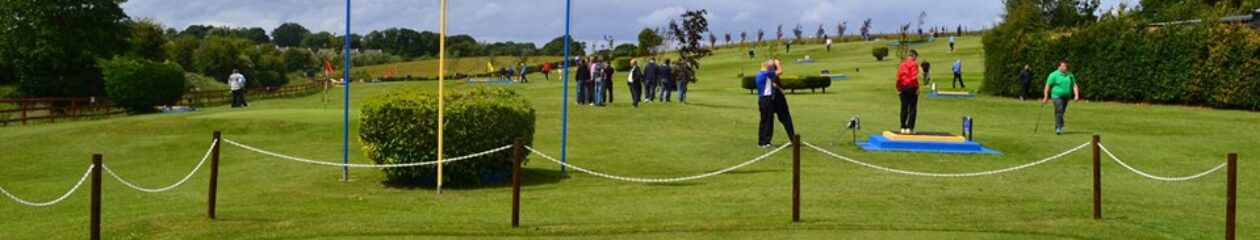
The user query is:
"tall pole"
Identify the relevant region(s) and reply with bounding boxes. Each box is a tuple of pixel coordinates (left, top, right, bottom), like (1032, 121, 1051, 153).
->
(90, 154, 102, 240)
(1092, 135, 1101, 220)
(207, 131, 221, 219)
(791, 135, 801, 223)
(1225, 153, 1237, 240)
(341, 0, 351, 181)
(512, 138, 524, 228)
(559, 0, 571, 176)
(437, 0, 447, 194)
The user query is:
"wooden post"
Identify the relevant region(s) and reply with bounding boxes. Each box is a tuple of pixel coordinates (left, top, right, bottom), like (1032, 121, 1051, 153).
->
(511, 138, 523, 228)
(792, 134, 801, 223)
(1092, 135, 1102, 220)
(90, 154, 102, 240)
(1226, 153, 1237, 240)
(208, 131, 221, 219)
(19, 100, 27, 125)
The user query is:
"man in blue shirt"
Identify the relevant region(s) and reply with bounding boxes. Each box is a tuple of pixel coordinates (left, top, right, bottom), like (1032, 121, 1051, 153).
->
(952, 59, 965, 89)
(756, 59, 795, 148)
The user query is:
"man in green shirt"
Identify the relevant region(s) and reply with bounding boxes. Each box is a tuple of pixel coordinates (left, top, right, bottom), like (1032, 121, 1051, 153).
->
(1042, 61, 1081, 135)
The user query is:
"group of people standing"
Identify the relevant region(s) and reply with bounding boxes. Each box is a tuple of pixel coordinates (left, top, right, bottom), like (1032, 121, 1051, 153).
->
(498, 63, 532, 83)
(575, 57, 686, 107)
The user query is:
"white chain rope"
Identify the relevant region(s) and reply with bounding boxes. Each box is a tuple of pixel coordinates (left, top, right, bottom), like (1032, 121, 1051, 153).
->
(0, 165, 95, 207)
(804, 142, 1092, 177)
(1098, 144, 1227, 182)
(524, 143, 791, 183)
(222, 138, 512, 168)
(103, 140, 218, 193)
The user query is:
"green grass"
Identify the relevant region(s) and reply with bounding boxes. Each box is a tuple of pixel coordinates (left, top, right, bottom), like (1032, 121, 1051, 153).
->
(0, 85, 14, 97)
(353, 56, 564, 78)
(1, 36, 1257, 239)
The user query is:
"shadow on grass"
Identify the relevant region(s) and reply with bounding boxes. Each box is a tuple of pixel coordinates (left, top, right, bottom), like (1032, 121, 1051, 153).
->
(685, 102, 746, 110)
(381, 168, 565, 190)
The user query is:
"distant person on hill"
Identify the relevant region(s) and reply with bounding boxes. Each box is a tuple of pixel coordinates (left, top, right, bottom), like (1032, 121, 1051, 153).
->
(896, 50, 921, 134)
(518, 63, 528, 83)
(628, 59, 644, 107)
(541, 62, 552, 81)
(920, 60, 932, 85)
(676, 65, 688, 103)
(748, 48, 755, 59)
(756, 59, 795, 148)
(507, 66, 515, 81)
(957, 25, 963, 37)
(644, 58, 658, 102)
(1043, 61, 1080, 135)
(659, 59, 674, 102)
(575, 58, 590, 105)
(602, 58, 615, 104)
(1019, 64, 1033, 101)
(229, 69, 248, 108)
(952, 59, 965, 89)
(826, 38, 833, 52)
(785, 41, 792, 53)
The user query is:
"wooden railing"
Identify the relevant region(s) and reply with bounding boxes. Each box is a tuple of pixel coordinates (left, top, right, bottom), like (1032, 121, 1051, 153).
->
(180, 82, 323, 108)
(0, 97, 123, 126)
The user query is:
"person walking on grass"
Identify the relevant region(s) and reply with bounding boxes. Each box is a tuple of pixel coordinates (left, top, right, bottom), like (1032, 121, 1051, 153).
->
(628, 59, 644, 108)
(659, 59, 674, 102)
(920, 60, 932, 86)
(896, 50, 921, 134)
(951, 59, 965, 89)
(949, 35, 956, 52)
(756, 59, 795, 148)
(542, 62, 552, 81)
(644, 58, 658, 102)
(575, 58, 590, 105)
(518, 63, 528, 83)
(603, 58, 615, 104)
(1043, 61, 1081, 135)
(229, 69, 248, 108)
(1019, 64, 1033, 101)
(592, 57, 606, 106)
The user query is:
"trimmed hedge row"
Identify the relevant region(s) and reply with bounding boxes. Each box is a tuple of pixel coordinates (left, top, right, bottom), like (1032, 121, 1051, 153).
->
(359, 87, 535, 186)
(741, 75, 832, 94)
(983, 14, 1260, 110)
(99, 57, 187, 113)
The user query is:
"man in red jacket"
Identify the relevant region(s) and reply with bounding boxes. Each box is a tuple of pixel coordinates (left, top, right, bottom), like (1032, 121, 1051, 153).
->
(896, 50, 920, 134)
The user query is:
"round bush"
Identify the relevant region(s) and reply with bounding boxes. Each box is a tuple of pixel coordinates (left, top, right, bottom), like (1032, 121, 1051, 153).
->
(740, 75, 831, 93)
(613, 58, 632, 71)
(359, 87, 535, 186)
(100, 57, 187, 113)
(872, 46, 890, 61)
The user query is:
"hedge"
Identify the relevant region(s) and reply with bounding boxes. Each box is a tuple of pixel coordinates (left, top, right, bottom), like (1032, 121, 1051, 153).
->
(871, 46, 890, 61)
(741, 75, 832, 94)
(613, 58, 632, 71)
(359, 87, 536, 186)
(99, 57, 187, 113)
(983, 14, 1260, 110)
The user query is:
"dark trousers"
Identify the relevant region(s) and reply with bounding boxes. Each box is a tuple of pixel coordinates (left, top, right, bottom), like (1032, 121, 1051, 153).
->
(1019, 81, 1031, 100)
(645, 80, 656, 101)
(231, 90, 248, 108)
(953, 72, 965, 88)
(1054, 98, 1069, 129)
(899, 87, 919, 130)
(583, 82, 594, 104)
(950, 43, 955, 51)
(604, 80, 614, 103)
(576, 81, 586, 104)
(922, 71, 931, 85)
(629, 82, 642, 107)
(758, 93, 795, 145)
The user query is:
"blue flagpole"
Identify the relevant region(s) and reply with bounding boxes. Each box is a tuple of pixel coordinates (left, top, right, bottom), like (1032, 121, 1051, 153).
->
(560, 0, 570, 176)
(342, 0, 351, 181)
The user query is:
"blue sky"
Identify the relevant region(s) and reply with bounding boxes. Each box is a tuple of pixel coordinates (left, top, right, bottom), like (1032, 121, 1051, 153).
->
(122, 0, 1138, 46)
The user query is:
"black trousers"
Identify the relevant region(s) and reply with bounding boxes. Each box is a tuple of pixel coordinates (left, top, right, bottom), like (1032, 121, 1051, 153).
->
(583, 82, 594, 104)
(899, 87, 919, 130)
(953, 72, 965, 88)
(758, 93, 795, 145)
(1019, 81, 1031, 100)
(231, 90, 243, 107)
(1054, 98, 1069, 129)
(645, 80, 656, 101)
(604, 80, 614, 103)
(629, 82, 642, 106)
(922, 71, 931, 85)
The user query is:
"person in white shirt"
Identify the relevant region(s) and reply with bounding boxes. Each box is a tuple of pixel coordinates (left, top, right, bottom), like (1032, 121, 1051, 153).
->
(229, 69, 248, 108)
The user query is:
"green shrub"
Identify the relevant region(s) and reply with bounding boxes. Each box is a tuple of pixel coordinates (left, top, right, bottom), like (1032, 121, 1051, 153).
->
(740, 75, 831, 93)
(253, 70, 286, 88)
(613, 58, 632, 71)
(99, 57, 187, 113)
(359, 87, 536, 186)
(871, 46, 889, 61)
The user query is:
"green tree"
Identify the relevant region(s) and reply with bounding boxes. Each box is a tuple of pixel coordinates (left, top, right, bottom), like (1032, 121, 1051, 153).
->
(181, 25, 214, 39)
(540, 36, 586, 56)
(637, 28, 663, 55)
(301, 31, 336, 49)
(271, 22, 310, 47)
(128, 19, 170, 61)
(193, 37, 251, 82)
(0, 0, 130, 97)
(165, 35, 201, 72)
(613, 43, 639, 57)
(244, 27, 271, 44)
(99, 56, 187, 113)
(281, 48, 315, 74)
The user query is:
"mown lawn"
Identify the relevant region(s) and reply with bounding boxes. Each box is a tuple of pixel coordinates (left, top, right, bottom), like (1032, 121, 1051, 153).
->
(0, 36, 1256, 239)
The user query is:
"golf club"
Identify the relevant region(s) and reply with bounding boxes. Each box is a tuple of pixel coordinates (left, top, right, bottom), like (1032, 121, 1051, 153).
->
(1034, 101, 1047, 133)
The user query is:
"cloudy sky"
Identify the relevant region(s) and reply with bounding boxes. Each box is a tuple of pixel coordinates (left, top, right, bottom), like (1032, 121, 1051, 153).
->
(123, 0, 1138, 46)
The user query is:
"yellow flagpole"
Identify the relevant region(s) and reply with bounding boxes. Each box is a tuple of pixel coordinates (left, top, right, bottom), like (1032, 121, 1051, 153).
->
(437, 0, 447, 194)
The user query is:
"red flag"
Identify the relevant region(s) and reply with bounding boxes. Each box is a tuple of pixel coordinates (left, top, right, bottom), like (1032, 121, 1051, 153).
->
(324, 60, 335, 74)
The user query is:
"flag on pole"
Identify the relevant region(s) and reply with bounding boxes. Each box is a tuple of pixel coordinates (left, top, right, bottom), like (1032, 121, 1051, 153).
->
(324, 60, 335, 75)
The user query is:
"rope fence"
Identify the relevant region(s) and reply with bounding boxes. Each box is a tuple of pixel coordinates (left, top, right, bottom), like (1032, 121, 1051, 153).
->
(804, 142, 1092, 177)
(222, 138, 512, 168)
(524, 143, 791, 183)
(0, 165, 94, 207)
(1098, 144, 1229, 182)
(104, 140, 218, 193)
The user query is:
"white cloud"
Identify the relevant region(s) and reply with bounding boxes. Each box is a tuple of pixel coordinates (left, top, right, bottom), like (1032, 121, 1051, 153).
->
(731, 11, 752, 22)
(638, 6, 685, 26)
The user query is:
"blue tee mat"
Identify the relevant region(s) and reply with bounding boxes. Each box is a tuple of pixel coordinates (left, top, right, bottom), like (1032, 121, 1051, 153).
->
(857, 131, 1000, 154)
(929, 91, 976, 98)
(465, 78, 515, 84)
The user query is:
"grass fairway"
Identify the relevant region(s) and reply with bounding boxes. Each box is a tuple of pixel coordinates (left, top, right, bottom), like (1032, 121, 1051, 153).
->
(1, 37, 1257, 239)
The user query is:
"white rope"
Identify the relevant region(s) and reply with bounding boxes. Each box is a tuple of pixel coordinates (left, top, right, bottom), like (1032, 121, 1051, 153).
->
(223, 138, 512, 168)
(805, 142, 1092, 177)
(1098, 144, 1227, 182)
(104, 140, 217, 193)
(0, 165, 95, 207)
(525, 143, 791, 183)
